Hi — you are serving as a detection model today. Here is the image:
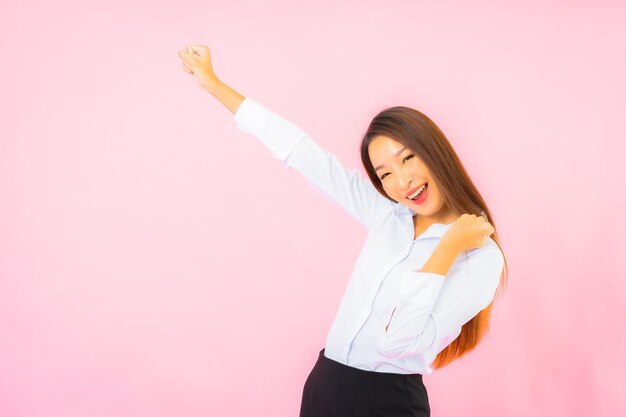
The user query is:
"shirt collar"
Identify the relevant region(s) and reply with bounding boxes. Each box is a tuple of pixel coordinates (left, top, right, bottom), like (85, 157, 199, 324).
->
(415, 222, 455, 240)
(393, 203, 414, 216)
(393, 203, 455, 240)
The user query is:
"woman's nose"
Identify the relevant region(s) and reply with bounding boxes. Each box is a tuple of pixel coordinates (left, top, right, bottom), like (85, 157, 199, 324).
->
(396, 169, 413, 189)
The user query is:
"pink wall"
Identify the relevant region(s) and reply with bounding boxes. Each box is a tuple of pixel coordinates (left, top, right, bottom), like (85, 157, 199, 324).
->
(1, 1, 624, 416)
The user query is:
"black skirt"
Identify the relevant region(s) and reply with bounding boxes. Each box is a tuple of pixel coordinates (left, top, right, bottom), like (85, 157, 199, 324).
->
(299, 348, 430, 417)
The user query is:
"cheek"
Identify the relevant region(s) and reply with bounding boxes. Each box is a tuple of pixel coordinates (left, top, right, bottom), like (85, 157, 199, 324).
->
(381, 184, 393, 197)
(381, 183, 400, 200)
(431, 184, 444, 203)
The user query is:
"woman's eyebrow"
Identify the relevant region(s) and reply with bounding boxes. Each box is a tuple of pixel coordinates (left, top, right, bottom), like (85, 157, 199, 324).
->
(374, 146, 408, 171)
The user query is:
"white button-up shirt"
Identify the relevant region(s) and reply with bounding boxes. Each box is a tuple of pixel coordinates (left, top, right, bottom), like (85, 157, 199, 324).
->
(234, 97, 505, 375)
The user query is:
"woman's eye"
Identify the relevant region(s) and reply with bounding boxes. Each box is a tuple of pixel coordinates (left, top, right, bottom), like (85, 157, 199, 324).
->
(379, 154, 413, 180)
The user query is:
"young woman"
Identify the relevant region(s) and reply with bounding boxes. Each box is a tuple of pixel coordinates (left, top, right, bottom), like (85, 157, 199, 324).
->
(178, 44, 508, 417)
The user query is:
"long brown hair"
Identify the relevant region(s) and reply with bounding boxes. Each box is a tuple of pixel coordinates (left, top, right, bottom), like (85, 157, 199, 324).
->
(360, 105, 509, 370)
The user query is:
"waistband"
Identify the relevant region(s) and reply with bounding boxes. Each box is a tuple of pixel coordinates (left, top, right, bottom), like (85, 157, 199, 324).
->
(317, 348, 423, 381)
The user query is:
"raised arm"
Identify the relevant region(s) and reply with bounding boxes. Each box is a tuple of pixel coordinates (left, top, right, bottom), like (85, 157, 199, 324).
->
(178, 44, 392, 228)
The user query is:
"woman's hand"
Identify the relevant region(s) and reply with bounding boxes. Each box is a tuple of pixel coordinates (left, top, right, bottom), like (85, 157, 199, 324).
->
(178, 43, 244, 114)
(441, 213, 495, 253)
(178, 44, 221, 93)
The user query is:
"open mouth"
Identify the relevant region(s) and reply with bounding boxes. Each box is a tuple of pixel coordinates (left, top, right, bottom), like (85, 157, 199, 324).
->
(408, 183, 428, 204)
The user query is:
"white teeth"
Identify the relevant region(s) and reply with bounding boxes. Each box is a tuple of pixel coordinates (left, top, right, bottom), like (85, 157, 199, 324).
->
(408, 184, 426, 199)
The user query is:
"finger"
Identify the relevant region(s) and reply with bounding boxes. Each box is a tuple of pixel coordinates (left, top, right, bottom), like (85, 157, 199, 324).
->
(188, 44, 206, 56)
(182, 62, 192, 73)
(178, 50, 196, 65)
(481, 224, 494, 237)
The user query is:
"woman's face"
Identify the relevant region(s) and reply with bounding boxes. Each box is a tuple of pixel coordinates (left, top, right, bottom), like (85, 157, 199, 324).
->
(368, 135, 448, 219)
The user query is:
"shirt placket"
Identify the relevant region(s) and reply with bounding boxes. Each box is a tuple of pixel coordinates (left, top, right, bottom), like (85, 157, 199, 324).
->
(345, 212, 415, 363)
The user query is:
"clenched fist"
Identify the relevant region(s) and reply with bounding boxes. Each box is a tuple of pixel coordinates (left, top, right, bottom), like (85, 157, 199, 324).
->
(178, 44, 220, 92)
(442, 213, 495, 252)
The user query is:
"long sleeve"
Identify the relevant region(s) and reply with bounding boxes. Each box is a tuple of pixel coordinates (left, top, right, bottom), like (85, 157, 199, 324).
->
(233, 97, 391, 229)
(376, 240, 505, 360)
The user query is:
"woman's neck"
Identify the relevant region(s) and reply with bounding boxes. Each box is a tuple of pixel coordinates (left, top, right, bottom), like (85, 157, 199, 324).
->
(413, 209, 459, 231)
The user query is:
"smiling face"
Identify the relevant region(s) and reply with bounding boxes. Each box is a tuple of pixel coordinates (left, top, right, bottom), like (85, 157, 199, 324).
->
(368, 135, 453, 222)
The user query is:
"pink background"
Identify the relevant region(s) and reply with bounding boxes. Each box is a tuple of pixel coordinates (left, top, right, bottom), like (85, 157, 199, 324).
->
(1, 1, 624, 416)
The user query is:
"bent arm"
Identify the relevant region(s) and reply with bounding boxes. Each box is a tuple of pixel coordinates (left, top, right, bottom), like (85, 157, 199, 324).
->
(377, 240, 505, 359)
(419, 238, 462, 275)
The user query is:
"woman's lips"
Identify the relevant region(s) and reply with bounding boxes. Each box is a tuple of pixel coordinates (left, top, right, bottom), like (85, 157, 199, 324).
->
(408, 183, 429, 205)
